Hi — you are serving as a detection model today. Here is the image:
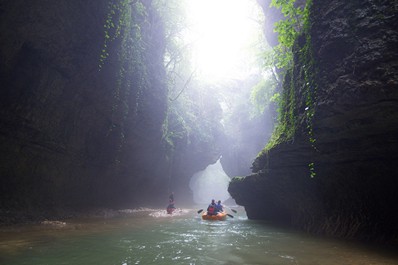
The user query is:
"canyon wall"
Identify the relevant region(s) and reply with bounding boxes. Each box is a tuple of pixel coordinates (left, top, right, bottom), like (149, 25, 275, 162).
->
(0, 0, 221, 219)
(230, 0, 398, 243)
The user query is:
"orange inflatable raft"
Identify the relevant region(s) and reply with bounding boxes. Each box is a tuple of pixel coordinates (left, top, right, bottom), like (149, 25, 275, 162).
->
(201, 211, 227, 221)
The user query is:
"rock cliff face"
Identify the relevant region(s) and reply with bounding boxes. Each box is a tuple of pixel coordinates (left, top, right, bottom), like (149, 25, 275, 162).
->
(229, 0, 398, 243)
(0, 0, 168, 210)
(0, 0, 221, 217)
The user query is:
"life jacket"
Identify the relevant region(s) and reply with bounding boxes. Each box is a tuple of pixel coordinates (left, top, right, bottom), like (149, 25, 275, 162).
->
(207, 204, 216, 215)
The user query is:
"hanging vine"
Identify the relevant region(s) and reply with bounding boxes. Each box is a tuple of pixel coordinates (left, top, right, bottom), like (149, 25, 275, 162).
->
(255, 0, 318, 178)
(99, 0, 150, 166)
(262, 0, 304, 151)
(300, 0, 318, 177)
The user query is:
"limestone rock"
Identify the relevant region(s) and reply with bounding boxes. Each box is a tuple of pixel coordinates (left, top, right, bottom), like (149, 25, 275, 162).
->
(230, 0, 398, 243)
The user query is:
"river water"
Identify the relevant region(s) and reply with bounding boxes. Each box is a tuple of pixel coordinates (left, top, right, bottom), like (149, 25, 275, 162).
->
(1, 208, 397, 265)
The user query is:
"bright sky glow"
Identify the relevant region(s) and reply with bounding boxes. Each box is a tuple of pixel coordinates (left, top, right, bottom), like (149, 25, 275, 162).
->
(184, 0, 264, 82)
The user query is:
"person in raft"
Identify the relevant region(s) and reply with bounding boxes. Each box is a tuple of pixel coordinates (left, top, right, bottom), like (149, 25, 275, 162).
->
(207, 199, 217, 215)
(166, 192, 175, 213)
(169, 192, 174, 203)
(215, 200, 223, 213)
(167, 199, 175, 214)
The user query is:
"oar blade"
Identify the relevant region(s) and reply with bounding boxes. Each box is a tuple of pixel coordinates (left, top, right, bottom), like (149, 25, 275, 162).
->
(227, 214, 234, 218)
(231, 209, 237, 213)
(197, 209, 203, 214)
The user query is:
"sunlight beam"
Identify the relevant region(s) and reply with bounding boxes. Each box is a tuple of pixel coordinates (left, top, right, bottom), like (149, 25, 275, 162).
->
(184, 0, 264, 82)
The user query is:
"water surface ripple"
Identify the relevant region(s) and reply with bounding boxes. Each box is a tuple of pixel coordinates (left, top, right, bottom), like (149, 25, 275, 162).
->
(0, 209, 397, 265)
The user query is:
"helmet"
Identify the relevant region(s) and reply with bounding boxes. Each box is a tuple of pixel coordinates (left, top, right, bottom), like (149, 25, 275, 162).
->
(211, 199, 215, 203)
(218, 200, 221, 203)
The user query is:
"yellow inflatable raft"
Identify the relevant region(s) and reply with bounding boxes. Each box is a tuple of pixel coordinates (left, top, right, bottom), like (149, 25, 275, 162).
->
(202, 211, 227, 221)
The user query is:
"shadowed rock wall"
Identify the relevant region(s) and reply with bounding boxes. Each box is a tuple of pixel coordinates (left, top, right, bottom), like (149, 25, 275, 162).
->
(0, 0, 171, 214)
(0, 0, 225, 220)
(230, 0, 398, 243)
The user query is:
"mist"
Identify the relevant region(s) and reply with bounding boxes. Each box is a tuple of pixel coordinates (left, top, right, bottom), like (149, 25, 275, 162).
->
(189, 159, 231, 204)
(173, 0, 273, 203)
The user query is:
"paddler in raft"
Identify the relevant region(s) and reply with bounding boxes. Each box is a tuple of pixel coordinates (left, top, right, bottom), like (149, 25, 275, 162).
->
(206, 199, 217, 215)
(169, 192, 174, 202)
(166, 192, 176, 214)
(215, 200, 223, 213)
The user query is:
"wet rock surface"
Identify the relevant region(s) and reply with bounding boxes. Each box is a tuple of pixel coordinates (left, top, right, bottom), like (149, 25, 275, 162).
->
(230, 0, 398, 244)
(0, 0, 220, 217)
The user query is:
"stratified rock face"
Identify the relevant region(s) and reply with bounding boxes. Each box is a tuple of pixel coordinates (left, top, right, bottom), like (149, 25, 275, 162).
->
(0, 0, 170, 210)
(230, 0, 398, 243)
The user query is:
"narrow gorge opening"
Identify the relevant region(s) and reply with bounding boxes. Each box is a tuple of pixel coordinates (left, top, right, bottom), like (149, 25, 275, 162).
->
(162, 0, 276, 205)
(2, 0, 397, 251)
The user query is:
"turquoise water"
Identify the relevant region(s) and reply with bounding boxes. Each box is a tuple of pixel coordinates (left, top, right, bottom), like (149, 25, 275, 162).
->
(0, 208, 397, 265)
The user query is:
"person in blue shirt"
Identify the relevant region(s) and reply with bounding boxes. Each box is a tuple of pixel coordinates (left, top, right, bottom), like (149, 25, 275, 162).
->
(215, 200, 223, 213)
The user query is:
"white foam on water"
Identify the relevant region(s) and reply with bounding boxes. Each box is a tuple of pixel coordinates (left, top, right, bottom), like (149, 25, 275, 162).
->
(149, 209, 190, 218)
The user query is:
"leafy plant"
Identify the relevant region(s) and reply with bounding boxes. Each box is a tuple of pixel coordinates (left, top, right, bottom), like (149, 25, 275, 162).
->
(99, 0, 132, 70)
(300, 0, 318, 177)
(251, 0, 304, 152)
(250, 78, 278, 116)
(264, 68, 296, 150)
(270, 0, 304, 69)
(98, 0, 158, 167)
(255, 0, 318, 179)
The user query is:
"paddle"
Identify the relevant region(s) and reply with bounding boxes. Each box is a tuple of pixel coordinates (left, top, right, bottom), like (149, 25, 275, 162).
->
(227, 213, 234, 218)
(197, 209, 203, 214)
(223, 205, 237, 213)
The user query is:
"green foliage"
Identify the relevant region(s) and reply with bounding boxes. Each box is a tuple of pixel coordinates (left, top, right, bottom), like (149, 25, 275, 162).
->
(162, 103, 189, 153)
(269, 0, 304, 70)
(162, 83, 223, 160)
(250, 78, 278, 115)
(266, 0, 308, 143)
(154, 0, 194, 106)
(231, 176, 246, 183)
(155, 0, 223, 160)
(264, 69, 296, 150)
(99, 0, 132, 70)
(98, 0, 157, 166)
(300, 0, 318, 177)
(153, 0, 193, 155)
(252, 0, 305, 156)
(301, 0, 317, 147)
(153, 0, 188, 68)
(270, 92, 281, 104)
(256, 1, 318, 178)
(98, 0, 133, 166)
(309, 162, 316, 178)
(134, 1, 146, 16)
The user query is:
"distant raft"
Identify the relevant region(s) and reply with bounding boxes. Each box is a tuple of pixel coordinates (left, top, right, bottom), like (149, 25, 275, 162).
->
(202, 211, 227, 221)
(166, 207, 176, 214)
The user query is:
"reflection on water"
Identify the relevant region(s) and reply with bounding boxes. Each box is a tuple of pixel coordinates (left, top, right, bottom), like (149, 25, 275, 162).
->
(0, 208, 397, 265)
